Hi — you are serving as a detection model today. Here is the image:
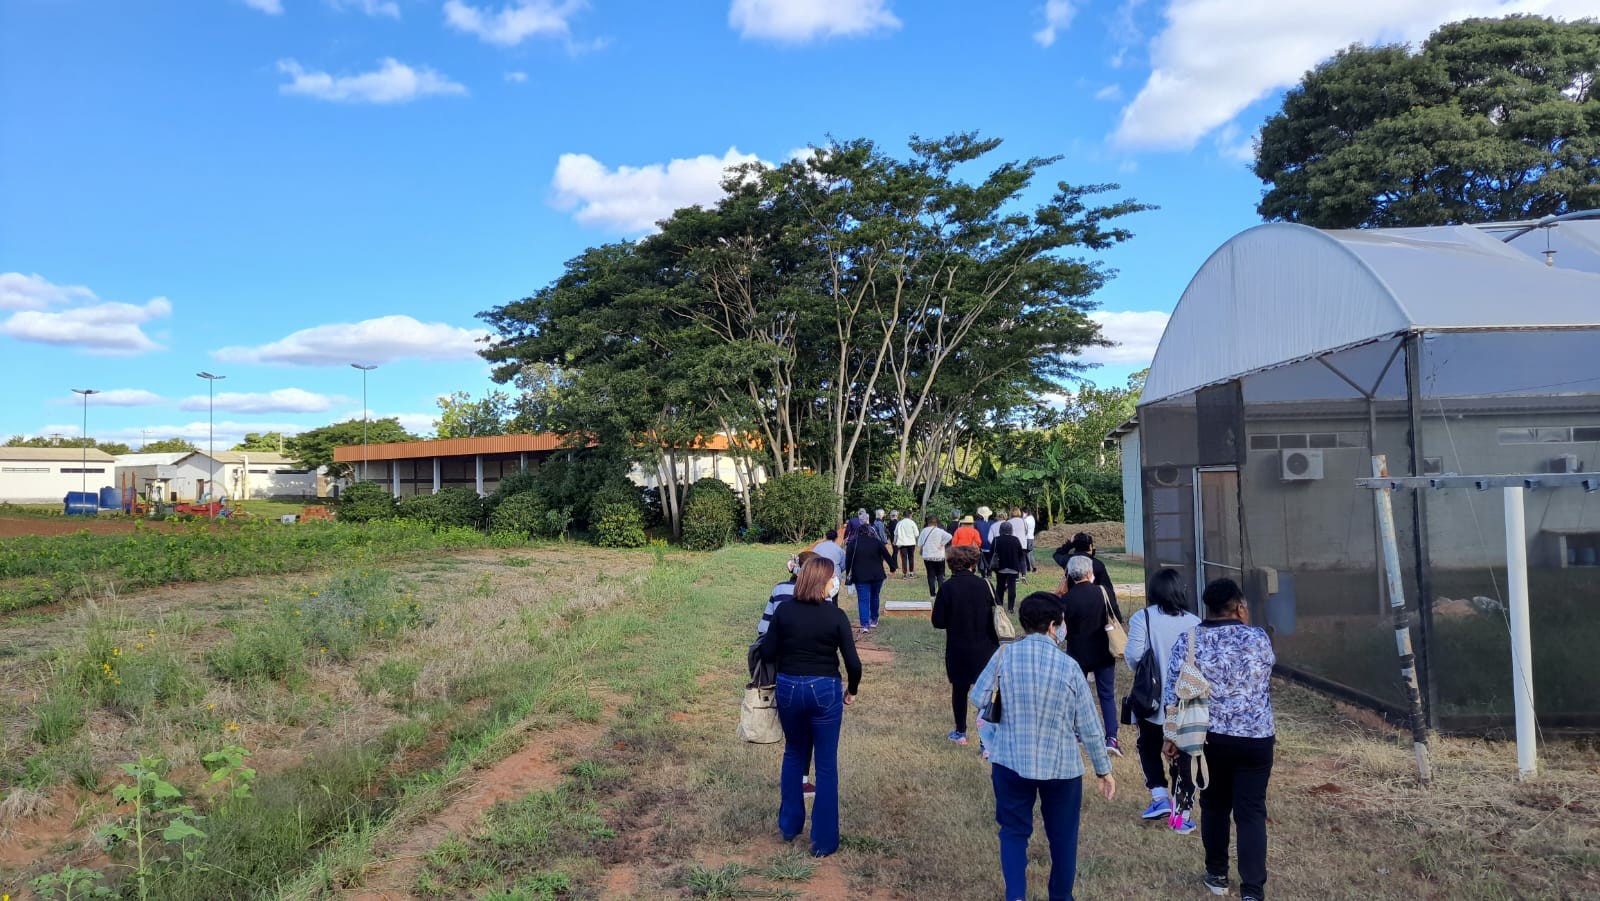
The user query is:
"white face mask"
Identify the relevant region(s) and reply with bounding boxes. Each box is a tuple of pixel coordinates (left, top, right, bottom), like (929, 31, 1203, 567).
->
(826, 577, 840, 598)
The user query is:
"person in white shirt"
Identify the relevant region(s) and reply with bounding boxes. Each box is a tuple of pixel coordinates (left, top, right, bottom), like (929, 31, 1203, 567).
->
(893, 510, 919, 579)
(1022, 508, 1037, 576)
(916, 514, 954, 598)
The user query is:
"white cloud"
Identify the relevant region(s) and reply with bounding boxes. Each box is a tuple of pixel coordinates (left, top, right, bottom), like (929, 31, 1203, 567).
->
(180, 388, 338, 414)
(330, 0, 401, 17)
(1, 272, 97, 310)
(213, 315, 490, 366)
(52, 388, 166, 407)
(1082, 310, 1169, 365)
(100, 421, 312, 447)
(444, 0, 584, 46)
(277, 58, 467, 104)
(504, 70, 528, 82)
(1113, 0, 1600, 151)
(1094, 83, 1123, 102)
(551, 147, 765, 234)
(1033, 0, 1077, 47)
(243, 0, 284, 14)
(729, 0, 901, 42)
(2, 297, 171, 355)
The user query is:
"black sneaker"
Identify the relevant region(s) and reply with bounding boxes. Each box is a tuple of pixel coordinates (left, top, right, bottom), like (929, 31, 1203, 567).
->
(1203, 873, 1229, 895)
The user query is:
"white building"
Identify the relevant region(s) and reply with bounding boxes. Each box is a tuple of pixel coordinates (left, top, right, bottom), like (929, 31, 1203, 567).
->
(117, 451, 316, 501)
(0, 447, 117, 504)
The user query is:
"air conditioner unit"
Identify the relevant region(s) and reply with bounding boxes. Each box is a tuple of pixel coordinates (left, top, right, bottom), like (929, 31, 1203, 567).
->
(1281, 449, 1324, 481)
(1550, 454, 1584, 473)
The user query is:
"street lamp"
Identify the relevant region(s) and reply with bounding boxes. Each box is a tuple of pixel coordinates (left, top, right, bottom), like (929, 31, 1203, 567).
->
(197, 372, 225, 517)
(351, 363, 377, 482)
(70, 388, 99, 505)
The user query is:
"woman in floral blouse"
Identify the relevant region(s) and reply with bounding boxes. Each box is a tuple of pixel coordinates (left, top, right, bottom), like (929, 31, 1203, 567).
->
(1163, 578, 1275, 901)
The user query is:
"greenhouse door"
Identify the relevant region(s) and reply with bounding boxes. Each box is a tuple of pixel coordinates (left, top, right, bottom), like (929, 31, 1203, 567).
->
(1195, 467, 1243, 597)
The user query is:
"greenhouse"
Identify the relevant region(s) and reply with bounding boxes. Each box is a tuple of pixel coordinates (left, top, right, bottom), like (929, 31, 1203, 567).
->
(1135, 217, 1600, 733)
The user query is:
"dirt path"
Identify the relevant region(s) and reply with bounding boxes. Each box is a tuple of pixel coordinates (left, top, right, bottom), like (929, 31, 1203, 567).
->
(350, 719, 610, 900)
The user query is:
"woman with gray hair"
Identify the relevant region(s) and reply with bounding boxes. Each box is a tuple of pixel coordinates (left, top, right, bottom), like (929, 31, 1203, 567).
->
(1058, 554, 1125, 756)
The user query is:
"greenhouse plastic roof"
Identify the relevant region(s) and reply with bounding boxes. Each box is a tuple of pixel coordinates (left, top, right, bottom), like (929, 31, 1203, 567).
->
(1142, 220, 1600, 404)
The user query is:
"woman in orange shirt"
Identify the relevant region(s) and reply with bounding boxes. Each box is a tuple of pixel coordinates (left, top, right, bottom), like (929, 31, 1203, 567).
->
(951, 515, 983, 548)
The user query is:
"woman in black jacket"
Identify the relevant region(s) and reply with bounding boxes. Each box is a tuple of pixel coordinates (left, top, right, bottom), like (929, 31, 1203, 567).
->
(930, 545, 999, 746)
(844, 523, 893, 632)
(991, 522, 1027, 612)
(760, 557, 862, 858)
(1058, 554, 1124, 756)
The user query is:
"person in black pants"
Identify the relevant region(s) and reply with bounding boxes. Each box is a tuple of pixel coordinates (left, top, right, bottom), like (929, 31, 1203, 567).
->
(1163, 578, 1276, 901)
(928, 546, 996, 745)
(990, 521, 1026, 612)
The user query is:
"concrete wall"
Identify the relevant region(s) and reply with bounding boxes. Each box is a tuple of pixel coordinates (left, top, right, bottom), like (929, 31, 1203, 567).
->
(0, 461, 113, 504)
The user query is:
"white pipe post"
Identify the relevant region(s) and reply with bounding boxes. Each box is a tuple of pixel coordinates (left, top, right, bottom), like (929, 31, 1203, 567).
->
(1502, 486, 1537, 780)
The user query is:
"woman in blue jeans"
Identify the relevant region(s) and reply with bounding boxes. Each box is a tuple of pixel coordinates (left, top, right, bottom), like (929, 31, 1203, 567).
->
(759, 556, 863, 857)
(970, 593, 1115, 900)
(844, 520, 893, 632)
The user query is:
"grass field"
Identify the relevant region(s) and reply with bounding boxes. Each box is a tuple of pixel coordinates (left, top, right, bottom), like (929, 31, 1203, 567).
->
(2, 543, 1596, 900)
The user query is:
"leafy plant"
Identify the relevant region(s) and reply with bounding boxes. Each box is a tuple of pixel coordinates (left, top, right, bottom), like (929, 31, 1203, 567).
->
(681, 491, 736, 551)
(30, 865, 114, 900)
(100, 755, 207, 901)
(591, 502, 647, 548)
(846, 480, 918, 522)
(491, 492, 566, 539)
(751, 473, 840, 543)
(336, 482, 398, 523)
(397, 487, 485, 530)
(200, 745, 256, 811)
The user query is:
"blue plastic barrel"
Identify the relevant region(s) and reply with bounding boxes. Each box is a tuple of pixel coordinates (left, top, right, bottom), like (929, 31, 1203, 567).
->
(64, 491, 99, 516)
(99, 486, 122, 510)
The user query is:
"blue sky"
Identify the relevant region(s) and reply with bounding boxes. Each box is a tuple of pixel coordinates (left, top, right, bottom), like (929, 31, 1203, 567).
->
(2, 0, 1587, 447)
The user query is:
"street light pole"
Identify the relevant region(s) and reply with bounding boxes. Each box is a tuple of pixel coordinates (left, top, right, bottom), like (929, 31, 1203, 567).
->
(70, 388, 99, 505)
(351, 363, 377, 482)
(197, 372, 225, 517)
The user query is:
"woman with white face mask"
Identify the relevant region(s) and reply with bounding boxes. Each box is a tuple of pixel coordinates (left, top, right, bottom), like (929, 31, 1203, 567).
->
(930, 545, 999, 746)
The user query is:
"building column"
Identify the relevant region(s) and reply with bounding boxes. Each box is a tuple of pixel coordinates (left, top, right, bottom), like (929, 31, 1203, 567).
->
(475, 454, 484, 497)
(519, 452, 527, 471)
(432, 457, 441, 494)
(390, 462, 400, 498)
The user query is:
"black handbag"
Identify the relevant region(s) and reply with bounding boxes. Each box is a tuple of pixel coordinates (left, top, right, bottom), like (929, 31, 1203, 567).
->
(979, 645, 1006, 723)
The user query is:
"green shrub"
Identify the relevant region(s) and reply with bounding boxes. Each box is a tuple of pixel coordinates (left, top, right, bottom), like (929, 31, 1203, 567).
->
(847, 480, 918, 523)
(591, 503, 647, 548)
(491, 492, 568, 540)
(752, 473, 840, 543)
(528, 450, 632, 528)
(681, 491, 736, 551)
(336, 482, 397, 522)
(686, 478, 740, 523)
(591, 478, 644, 515)
(397, 488, 485, 530)
(639, 487, 664, 528)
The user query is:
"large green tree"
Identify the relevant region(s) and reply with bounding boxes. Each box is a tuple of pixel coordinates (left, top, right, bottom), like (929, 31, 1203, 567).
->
(286, 418, 415, 478)
(1256, 15, 1600, 227)
(5, 435, 131, 455)
(434, 390, 512, 439)
(482, 132, 1146, 523)
(232, 432, 286, 453)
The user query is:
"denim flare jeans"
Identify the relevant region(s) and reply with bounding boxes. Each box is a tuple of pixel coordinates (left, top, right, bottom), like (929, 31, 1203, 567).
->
(775, 673, 844, 856)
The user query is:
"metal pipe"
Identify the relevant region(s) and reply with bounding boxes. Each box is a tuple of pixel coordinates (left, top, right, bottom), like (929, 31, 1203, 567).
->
(1503, 485, 1537, 780)
(1372, 455, 1432, 784)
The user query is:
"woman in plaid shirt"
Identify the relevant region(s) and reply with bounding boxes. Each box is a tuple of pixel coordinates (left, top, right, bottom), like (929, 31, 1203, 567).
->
(970, 592, 1116, 901)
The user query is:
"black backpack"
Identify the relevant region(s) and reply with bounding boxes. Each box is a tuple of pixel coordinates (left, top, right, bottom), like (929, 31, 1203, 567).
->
(1120, 610, 1162, 725)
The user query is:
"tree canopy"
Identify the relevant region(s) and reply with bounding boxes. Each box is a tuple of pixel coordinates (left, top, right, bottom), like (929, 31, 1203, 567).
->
(232, 432, 287, 453)
(5, 435, 132, 455)
(141, 438, 199, 453)
(434, 390, 512, 439)
(481, 133, 1147, 528)
(286, 418, 415, 478)
(1255, 15, 1600, 227)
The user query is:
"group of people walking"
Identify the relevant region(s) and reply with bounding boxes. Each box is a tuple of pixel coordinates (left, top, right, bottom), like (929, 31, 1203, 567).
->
(756, 527, 1278, 900)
